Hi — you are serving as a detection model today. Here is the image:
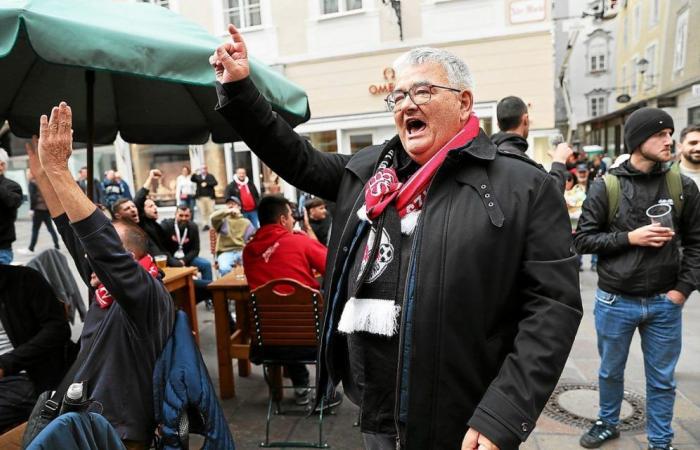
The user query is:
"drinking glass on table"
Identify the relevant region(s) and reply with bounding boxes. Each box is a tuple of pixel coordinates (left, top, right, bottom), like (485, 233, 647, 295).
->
(155, 255, 168, 269)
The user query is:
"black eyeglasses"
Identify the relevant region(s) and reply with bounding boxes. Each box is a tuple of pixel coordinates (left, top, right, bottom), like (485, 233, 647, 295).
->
(384, 84, 461, 112)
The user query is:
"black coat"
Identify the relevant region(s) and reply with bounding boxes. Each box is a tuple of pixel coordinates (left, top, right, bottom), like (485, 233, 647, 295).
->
(160, 219, 201, 265)
(190, 173, 218, 199)
(0, 175, 23, 249)
(216, 78, 583, 449)
(134, 188, 181, 267)
(574, 160, 700, 297)
(0, 265, 72, 392)
(224, 178, 260, 211)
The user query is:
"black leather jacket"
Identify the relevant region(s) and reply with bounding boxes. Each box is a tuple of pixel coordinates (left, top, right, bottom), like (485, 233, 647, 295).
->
(575, 160, 700, 297)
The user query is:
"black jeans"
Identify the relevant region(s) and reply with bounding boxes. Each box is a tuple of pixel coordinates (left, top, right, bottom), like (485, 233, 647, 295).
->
(29, 209, 59, 251)
(0, 374, 38, 430)
(286, 364, 310, 388)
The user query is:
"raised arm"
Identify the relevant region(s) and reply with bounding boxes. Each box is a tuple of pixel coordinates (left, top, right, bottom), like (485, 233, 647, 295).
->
(210, 25, 351, 201)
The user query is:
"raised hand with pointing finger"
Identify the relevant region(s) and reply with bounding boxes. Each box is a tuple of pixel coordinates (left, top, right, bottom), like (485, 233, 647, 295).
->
(209, 24, 249, 84)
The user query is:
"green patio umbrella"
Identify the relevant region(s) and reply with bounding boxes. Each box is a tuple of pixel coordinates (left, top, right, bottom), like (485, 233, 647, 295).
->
(0, 0, 310, 198)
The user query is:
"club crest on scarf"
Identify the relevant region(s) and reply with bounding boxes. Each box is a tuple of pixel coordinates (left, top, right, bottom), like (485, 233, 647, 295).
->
(357, 228, 394, 284)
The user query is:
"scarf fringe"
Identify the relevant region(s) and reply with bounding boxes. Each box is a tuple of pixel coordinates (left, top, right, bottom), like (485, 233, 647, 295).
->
(400, 211, 420, 235)
(337, 297, 401, 337)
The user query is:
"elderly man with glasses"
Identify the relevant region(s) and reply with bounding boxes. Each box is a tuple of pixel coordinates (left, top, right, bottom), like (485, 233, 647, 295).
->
(210, 25, 582, 450)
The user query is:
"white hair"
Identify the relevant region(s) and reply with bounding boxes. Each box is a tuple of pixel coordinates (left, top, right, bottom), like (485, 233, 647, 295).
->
(0, 148, 8, 166)
(393, 47, 474, 91)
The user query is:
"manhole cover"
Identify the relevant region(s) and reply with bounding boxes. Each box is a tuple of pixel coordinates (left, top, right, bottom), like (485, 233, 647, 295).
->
(542, 382, 646, 431)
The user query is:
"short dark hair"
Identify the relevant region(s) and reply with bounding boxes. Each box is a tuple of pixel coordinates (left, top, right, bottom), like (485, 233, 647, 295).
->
(111, 219, 148, 257)
(176, 205, 191, 213)
(680, 124, 700, 143)
(496, 96, 528, 132)
(304, 197, 325, 212)
(111, 198, 132, 219)
(258, 195, 291, 226)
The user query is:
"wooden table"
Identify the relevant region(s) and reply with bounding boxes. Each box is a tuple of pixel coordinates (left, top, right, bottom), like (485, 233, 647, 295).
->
(163, 266, 199, 343)
(207, 267, 252, 399)
(0, 422, 26, 450)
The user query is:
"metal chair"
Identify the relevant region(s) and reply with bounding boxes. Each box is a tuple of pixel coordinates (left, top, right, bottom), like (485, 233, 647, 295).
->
(249, 278, 329, 448)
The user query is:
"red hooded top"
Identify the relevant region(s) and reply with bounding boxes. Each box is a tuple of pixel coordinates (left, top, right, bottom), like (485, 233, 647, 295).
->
(243, 224, 327, 290)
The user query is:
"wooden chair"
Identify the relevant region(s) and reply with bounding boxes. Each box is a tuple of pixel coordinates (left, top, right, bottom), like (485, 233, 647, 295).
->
(248, 278, 328, 449)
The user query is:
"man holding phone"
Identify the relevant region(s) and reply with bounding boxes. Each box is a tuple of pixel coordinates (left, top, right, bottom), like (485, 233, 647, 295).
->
(575, 108, 700, 450)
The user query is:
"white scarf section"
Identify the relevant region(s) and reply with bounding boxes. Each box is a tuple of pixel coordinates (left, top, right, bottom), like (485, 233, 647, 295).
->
(336, 206, 420, 337)
(235, 176, 249, 187)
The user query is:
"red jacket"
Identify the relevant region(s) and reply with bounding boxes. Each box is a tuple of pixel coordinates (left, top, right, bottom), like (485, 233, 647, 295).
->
(243, 224, 327, 290)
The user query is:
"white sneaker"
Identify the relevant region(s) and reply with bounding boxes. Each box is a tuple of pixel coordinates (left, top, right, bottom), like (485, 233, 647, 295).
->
(16, 248, 34, 255)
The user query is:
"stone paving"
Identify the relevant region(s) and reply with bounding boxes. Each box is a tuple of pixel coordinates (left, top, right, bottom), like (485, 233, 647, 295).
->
(9, 215, 700, 449)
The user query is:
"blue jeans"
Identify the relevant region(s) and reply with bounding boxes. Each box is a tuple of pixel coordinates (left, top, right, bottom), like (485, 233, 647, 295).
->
(0, 249, 12, 264)
(190, 256, 212, 282)
(216, 251, 242, 276)
(594, 288, 682, 447)
(243, 210, 259, 228)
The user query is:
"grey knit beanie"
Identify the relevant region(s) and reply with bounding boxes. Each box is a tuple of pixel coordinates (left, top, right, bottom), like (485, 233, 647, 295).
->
(624, 107, 674, 152)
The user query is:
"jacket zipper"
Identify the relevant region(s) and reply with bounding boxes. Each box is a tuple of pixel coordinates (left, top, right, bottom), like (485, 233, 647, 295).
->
(392, 193, 429, 449)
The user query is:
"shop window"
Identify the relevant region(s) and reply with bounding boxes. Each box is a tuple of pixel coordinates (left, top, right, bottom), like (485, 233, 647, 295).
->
(305, 131, 338, 153)
(130, 144, 189, 205)
(223, 0, 261, 30)
(321, 0, 363, 15)
(350, 134, 373, 154)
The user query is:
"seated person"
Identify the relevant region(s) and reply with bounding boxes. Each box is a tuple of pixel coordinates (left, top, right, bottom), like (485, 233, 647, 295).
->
(304, 197, 331, 246)
(210, 196, 255, 276)
(0, 264, 72, 431)
(110, 198, 139, 223)
(134, 170, 182, 268)
(243, 195, 328, 405)
(28, 103, 174, 449)
(161, 205, 212, 281)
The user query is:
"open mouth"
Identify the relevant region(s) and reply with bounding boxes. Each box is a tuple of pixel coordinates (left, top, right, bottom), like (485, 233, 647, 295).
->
(406, 118, 426, 136)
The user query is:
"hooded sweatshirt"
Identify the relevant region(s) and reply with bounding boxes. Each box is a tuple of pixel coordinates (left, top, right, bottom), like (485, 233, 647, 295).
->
(242, 224, 327, 290)
(491, 131, 529, 156)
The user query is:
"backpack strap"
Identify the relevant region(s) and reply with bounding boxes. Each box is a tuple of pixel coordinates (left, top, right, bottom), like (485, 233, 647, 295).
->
(603, 173, 620, 226)
(666, 162, 684, 219)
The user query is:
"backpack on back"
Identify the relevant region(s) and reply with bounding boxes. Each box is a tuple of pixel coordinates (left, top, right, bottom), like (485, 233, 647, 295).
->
(603, 162, 684, 226)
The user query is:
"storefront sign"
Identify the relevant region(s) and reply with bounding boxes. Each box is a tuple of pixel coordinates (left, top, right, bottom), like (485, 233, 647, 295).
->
(369, 67, 396, 96)
(510, 0, 546, 24)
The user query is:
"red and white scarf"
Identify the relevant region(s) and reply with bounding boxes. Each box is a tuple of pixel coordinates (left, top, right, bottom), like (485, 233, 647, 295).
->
(338, 114, 481, 336)
(95, 254, 159, 309)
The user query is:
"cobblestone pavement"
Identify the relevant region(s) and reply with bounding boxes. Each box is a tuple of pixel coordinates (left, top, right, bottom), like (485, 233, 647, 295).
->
(10, 215, 700, 449)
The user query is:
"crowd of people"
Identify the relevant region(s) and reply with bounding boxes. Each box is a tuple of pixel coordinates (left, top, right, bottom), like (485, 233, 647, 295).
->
(0, 21, 698, 450)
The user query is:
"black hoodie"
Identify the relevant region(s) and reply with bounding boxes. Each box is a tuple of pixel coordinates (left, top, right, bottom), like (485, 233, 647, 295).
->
(491, 131, 529, 155)
(491, 131, 568, 193)
(575, 160, 700, 297)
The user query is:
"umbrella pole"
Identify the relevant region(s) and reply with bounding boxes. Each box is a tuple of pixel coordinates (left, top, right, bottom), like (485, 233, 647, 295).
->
(86, 70, 95, 202)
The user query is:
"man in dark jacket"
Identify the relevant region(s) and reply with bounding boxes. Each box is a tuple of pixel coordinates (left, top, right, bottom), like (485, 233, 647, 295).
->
(134, 169, 182, 268)
(19, 170, 60, 254)
(0, 148, 23, 264)
(304, 197, 331, 246)
(161, 205, 213, 283)
(0, 264, 71, 430)
(210, 26, 582, 450)
(575, 108, 700, 450)
(491, 95, 571, 192)
(224, 167, 261, 227)
(190, 165, 217, 230)
(27, 103, 175, 448)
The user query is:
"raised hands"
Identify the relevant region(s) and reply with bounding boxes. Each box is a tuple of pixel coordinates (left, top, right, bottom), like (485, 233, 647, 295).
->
(38, 102, 73, 173)
(209, 24, 250, 84)
(25, 136, 42, 178)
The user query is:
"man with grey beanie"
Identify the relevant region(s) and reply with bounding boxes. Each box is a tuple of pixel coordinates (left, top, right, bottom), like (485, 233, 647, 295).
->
(575, 107, 700, 450)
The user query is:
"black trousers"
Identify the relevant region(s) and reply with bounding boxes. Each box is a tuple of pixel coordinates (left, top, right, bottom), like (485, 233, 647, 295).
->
(0, 374, 38, 430)
(286, 364, 310, 388)
(29, 209, 59, 251)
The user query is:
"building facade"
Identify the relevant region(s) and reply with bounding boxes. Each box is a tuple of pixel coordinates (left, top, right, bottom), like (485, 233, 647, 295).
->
(577, 0, 699, 154)
(3, 0, 561, 207)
